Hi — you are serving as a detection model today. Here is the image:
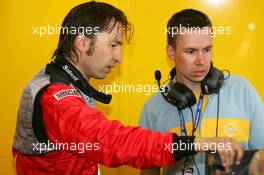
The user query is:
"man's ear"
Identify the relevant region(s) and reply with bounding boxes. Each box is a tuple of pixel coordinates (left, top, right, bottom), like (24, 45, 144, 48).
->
(74, 34, 90, 53)
(166, 45, 176, 60)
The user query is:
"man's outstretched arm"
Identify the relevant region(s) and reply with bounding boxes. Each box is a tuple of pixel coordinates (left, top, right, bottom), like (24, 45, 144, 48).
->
(41, 84, 243, 170)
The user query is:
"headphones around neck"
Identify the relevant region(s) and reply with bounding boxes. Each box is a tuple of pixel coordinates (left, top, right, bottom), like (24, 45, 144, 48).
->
(155, 63, 224, 110)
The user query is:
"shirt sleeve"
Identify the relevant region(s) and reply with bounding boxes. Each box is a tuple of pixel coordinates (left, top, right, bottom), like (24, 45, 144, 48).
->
(245, 79, 264, 149)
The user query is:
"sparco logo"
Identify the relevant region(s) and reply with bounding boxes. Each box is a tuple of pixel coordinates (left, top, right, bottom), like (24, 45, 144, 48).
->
(54, 89, 80, 100)
(63, 65, 79, 81)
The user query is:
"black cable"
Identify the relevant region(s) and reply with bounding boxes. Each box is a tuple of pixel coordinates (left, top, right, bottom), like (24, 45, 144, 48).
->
(179, 110, 187, 135)
(189, 107, 195, 136)
(187, 106, 201, 175)
(216, 69, 229, 136)
(216, 90, 220, 137)
(192, 155, 201, 175)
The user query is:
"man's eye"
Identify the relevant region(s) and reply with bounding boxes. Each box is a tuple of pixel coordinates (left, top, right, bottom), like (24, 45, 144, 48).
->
(111, 44, 118, 47)
(186, 50, 194, 54)
(204, 48, 211, 52)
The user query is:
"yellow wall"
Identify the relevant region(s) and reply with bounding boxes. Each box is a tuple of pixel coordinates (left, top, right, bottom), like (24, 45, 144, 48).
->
(1, 0, 263, 174)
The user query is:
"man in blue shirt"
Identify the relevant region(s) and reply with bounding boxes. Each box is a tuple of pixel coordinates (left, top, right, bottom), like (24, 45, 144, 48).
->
(139, 9, 264, 175)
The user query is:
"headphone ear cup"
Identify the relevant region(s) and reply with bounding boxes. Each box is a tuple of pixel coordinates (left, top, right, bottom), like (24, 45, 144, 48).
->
(201, 66, 224, 94)
(167, 82, 196, 110)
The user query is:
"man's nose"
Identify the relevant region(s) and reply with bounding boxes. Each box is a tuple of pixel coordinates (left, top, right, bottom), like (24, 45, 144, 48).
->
(113, 48, 122, 63)
(195, 51, 206, 65)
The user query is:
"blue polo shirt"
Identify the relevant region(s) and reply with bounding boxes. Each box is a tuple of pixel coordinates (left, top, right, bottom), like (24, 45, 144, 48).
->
(139, 74, 264, 175)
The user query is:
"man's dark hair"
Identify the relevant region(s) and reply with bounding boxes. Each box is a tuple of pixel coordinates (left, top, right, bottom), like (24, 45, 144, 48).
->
(54, 1, 133, 62)
(167, 9, 212, 48)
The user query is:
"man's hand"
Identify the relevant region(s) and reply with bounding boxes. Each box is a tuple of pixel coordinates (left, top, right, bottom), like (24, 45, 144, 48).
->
(249, 148, 264, 175)
(194, 137, 244, 173)
(259, 149, 264, 173)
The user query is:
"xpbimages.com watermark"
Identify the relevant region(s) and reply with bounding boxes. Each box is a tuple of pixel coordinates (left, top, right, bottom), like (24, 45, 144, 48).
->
(165, 24, 232, 37)
(32, 140, 100, 153)
(165, 140, 232, 154)
(32, 24, 100, 37)
(98, 82, 166, 95)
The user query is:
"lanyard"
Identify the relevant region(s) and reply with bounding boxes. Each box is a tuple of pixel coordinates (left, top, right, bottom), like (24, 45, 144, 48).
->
(179, 93, 205, 136)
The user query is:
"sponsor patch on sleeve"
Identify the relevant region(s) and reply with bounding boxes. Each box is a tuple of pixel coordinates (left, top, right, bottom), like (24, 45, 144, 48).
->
(53, 89, 81, 100)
